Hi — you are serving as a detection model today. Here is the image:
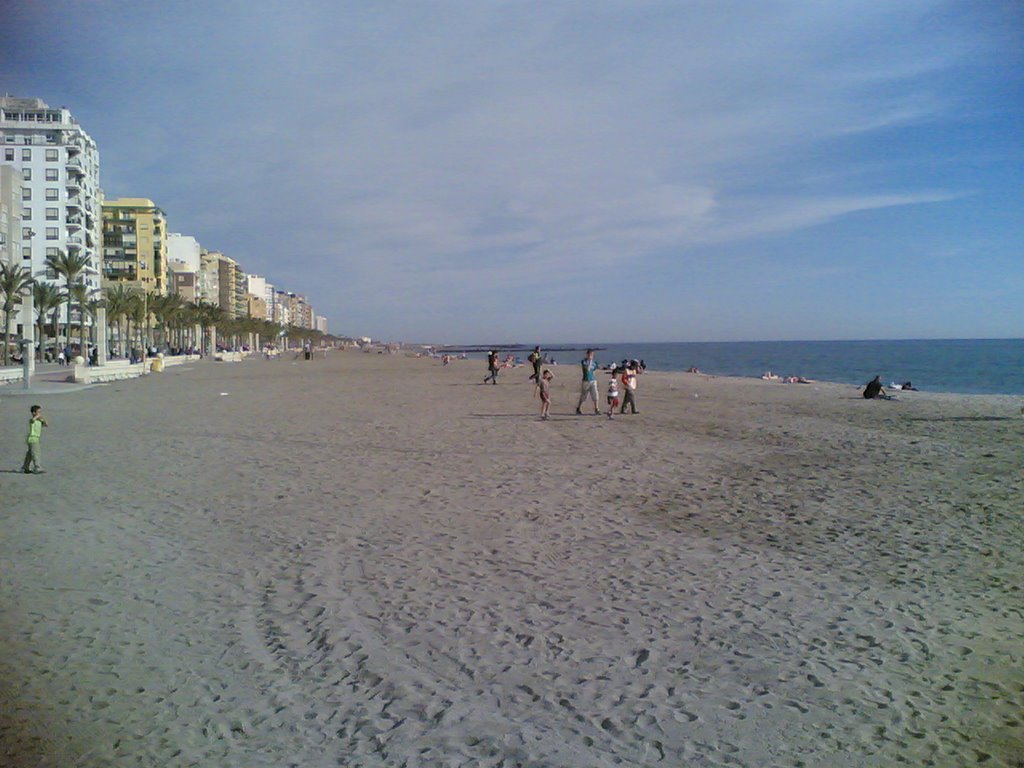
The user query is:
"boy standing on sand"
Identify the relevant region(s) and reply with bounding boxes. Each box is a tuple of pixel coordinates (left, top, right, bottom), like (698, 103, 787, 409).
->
(22, 404, 48, 474)
(538, 369, 554, 420)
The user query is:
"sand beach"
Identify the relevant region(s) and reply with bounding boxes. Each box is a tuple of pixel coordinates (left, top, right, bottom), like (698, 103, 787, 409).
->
(1, 352, 1022, 767)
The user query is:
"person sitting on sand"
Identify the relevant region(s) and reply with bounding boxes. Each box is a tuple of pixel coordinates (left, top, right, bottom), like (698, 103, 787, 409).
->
(863, 375, 892, 400)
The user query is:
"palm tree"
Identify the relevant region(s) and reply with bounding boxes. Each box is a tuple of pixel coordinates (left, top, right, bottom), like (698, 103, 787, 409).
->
(192, 300, 225, 355)
(127, 291, 148, 358)
(68, 282, 98, 361)
(103, 284, 136, 356)
(44, 249, 94, 353)
(31, 281, 65, 362)
(149, 292, 185, 350)
(0, 262, 35, 365)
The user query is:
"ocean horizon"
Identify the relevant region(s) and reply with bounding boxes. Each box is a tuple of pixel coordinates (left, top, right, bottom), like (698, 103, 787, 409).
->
(459, 338, 1024, 396)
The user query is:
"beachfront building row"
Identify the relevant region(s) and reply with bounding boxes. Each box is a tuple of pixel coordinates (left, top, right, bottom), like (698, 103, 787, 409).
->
(2, 94, 329, 347)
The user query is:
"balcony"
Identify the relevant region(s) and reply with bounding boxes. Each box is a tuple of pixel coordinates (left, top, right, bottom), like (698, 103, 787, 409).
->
(66, 158, 82, 171)
(65, 178, 81, 193)
(66, 235, 83, 249)
(66, 196, 82, 209)
(66, 216, 82, 228)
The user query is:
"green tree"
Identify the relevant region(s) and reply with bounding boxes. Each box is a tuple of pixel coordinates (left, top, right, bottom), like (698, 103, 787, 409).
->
(44, 249, 94, 351)
(68, 282, 98, 360)
(31, 281, 65, 362)
(0, 262, 34, 365)
(103, 284, 136, 356)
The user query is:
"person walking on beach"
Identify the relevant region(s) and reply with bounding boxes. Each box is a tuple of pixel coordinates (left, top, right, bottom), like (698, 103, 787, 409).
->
(528, 346, 543, 384)
(620, 361, 639, 414)
(539, 369, 554, 420)
(21, 404, 48, 474)
(483, 349, 500, 384)
(575, 349, 601, 414)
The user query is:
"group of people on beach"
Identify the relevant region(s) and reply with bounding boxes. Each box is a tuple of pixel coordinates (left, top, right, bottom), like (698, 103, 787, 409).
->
(484, 346, 643, 420)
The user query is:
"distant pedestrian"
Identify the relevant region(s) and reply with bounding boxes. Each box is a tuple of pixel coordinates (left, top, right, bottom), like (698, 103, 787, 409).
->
(483, 350, 499, 384)
(606, 376, 621, 419)
(528, 346, 542, 383)
(620, 361, 639, 414)
(21, 404, 48, 474)
(538, 369, 554, 420)
(575, 349, 601, 414)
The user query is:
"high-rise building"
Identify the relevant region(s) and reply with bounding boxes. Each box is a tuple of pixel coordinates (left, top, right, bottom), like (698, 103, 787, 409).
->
(1, 96, 102, 336)
(198, 249, 220, 305)
(0, 165, 23, 269)
(217, 254, 239, 318)
(101, 198, 168, 294)
(167, 233, 201, 303)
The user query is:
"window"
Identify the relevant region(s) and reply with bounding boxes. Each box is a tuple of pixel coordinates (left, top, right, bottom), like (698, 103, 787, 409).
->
(23, 247, 32, 260)
(46, 247, 59, 258)
(22, 227, 33, 239)
(22, 208, 31, 221)
(46, 148, 59, 161)
(22, 168, 32, 181)
(22, 188, 31, 200)
(46, 208, 59, 221)
(4, 148, 12, 161)
(46, 188, 59, 201)
(21, 148, 31, 161)
(46, 267, 57, 280)
(46, 227, 58, 240)
(46, 168, 59, 181)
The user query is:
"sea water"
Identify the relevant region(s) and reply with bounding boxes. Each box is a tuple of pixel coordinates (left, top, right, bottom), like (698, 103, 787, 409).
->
(535, 339, 1024, 396)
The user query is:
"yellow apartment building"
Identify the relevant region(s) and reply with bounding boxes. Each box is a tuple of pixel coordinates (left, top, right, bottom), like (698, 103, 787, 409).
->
(101, 197, 168, 294)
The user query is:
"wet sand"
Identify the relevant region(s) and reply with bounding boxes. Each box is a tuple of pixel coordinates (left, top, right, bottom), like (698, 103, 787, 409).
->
(2, 352, 1022, 766)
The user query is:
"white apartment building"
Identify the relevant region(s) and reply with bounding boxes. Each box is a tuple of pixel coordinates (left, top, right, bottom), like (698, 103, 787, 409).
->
(246, 274, 267, 304)
(167, 233, 201, 274)
(0, 164, 22, 268)
(273, 290, 292, 326)
(315, 315, 328, 334)
(0, 96, 102, 337)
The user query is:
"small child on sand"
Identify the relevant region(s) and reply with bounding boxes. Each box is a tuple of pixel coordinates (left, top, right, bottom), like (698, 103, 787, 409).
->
(539, 369, 553, 420)
(607, 376, 620, 419)
(22, 404, 48, 474)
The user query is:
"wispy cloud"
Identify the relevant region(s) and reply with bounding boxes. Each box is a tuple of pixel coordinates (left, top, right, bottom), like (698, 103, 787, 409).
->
(5, 0, 1020, 339)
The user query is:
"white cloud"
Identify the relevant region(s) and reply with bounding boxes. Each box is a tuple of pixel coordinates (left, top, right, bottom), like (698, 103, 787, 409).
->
(13, 0, 1017, 338)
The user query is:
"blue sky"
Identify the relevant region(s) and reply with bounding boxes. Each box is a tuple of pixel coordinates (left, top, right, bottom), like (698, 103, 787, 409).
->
(3, 1, 1021, 342)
